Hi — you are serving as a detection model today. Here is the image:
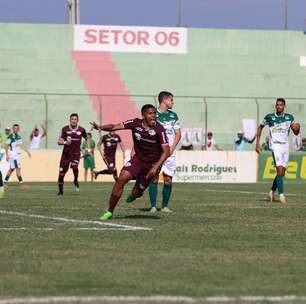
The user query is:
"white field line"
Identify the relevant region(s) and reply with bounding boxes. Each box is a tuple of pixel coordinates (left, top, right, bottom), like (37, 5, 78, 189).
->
(1, 295, 306, 304)
(0, 227, 135, 231)
(0, 210, 152, 231)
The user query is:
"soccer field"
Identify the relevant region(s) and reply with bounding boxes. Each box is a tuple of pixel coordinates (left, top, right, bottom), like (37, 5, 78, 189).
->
(0, 182, 306, 304)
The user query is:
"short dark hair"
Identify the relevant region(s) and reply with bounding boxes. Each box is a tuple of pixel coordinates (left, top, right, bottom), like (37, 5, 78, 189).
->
(207, 132, 213, 136)
(87, 132, 92, 137)
(70, 113, 79, 119)
(141, 104, 156, 115)
(13, 124, 19, 128)
(276, 98, 286, 105)
(158, 91, 173, 104)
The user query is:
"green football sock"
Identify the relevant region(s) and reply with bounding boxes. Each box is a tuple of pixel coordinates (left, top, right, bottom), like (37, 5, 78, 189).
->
(162, 184, 172, 208)
(276, 175, 284, 195)
(4, 175, 9, 182)
(271, 176, 277, 192)
(18, 176, 23, 183)
(149, 182, 158, 208)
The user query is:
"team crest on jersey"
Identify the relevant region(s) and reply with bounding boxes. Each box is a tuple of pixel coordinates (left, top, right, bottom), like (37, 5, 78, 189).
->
(106, 142, 111, 147)
(77, 131, 81, 135)
(135, 132, 141, 141)
(148, 129, 156, 136)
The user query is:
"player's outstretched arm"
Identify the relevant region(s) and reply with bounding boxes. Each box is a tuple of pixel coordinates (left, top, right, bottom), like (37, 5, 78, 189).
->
(146, 144, 170, 179)
(21, 144, 31, 158)
(255, 125, 264, 154)
(41, 124, 47, 137)
(90, 122, 124, 132)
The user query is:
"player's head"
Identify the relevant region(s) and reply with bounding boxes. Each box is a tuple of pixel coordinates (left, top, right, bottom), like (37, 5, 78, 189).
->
(207, 132, 213, 139)
(86, 132, 92, 139)
(141, 104, 157, 127)
(33, 127, 39, 136)
(12, 124, 20, 134)
(237, 130, 243, 138)
(158, 91, 174, 109)
(275, 98, 286, 114)
(4, 127, 10, 135)
(70, 113, 79, 127)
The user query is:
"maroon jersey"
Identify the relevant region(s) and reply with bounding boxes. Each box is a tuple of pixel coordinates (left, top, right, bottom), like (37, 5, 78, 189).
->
(123, 118, 168, 164)
(100, 133, 121, 158)
(60, 125, 86, 155)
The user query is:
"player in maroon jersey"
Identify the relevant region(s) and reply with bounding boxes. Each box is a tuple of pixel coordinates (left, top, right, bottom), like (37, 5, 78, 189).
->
(90, 104, 170, 220)
(94, 131, 125, 181)
(57, 113, 88, 195)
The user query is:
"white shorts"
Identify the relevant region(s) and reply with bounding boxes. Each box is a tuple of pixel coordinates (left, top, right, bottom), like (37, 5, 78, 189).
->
(9, 157, 21, 169)
(160, 154, 176, 177)
(272, 146, 289, 168)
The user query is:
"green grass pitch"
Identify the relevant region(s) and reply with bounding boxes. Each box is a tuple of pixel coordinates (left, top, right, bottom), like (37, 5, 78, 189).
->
(0, 182, 306, 303)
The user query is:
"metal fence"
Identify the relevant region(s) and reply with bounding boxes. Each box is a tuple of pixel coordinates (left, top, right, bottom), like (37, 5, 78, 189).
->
(0, 92, 305, 150)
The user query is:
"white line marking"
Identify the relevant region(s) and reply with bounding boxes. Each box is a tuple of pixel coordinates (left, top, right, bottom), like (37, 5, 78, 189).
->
(0, 210, 152, 231)
(1, 295, 306, 304)
(0, 227, 138, 231)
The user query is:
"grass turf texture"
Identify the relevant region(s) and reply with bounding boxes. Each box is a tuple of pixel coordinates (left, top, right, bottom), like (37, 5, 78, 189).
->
(0, 182, 306, 302)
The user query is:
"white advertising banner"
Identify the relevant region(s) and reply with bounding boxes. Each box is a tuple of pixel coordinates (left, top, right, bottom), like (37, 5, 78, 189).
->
(174, 151, 257, 183)
(74, 25, 188, 54)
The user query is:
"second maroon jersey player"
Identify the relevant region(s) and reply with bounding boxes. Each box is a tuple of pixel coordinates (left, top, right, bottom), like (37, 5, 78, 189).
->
(57, 113, 87, 195)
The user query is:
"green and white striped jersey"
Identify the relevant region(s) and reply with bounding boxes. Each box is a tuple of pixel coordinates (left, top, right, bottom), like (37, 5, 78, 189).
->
(6, 133, 22, 158)
(156, 109, 180, 145)
(261, 112, 294, 147)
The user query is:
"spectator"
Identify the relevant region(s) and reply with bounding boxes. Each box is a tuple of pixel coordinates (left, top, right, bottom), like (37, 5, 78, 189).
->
(202, 132, 223, 151)
(234, 130, 255, 151)
(0, 127, 11, 161)
(82, 133, 96, 182)
(291, 132, 302, 151)
(29, 125, 46, 149)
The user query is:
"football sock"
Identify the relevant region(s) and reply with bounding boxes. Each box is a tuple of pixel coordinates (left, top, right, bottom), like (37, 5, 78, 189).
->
(0, 171, 3, 187)
(276, 175, 284, 195)
(271, 176, 278, 191)
(18, 176, 23, 183)
(58, 183, 64, 194)
(162, 184, 172, 208)
(149, 182, 158, 208)
(109, 193, 120, 212)
(4, 175, 10, 183)
(58, 173, 65, 193)
(72, 167, 79, 182)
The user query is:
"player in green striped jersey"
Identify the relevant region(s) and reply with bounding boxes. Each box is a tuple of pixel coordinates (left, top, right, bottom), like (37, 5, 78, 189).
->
(148, 91, 181, 213)
(256, 98, 300, 205)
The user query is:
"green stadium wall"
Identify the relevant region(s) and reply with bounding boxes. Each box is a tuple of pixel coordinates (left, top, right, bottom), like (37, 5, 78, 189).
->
(0, 23, 306, 149)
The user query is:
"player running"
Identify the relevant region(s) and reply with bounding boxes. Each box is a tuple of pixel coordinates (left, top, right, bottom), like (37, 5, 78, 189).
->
(57, 113, 89, 195)
(94, 131, 125, 181)
(90, 104, 170, 221)
(148, 91, 181, 213)
(256, 98, 300, 205)
(4, 124, 31, 188)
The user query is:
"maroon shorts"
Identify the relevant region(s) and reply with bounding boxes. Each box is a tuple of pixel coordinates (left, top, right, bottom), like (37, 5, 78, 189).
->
(123, 156, 159, 194)
(59, 153, 80, 172)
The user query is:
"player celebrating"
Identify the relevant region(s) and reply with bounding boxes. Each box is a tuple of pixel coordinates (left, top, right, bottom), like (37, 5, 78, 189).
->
(91, 104, 170, 221)
(148, 91, 181, 213)
(94, 131, 125, 181)
(256, 98, 300, 205)
(4, 124, 31, 187)
(57, 113, 88, 195)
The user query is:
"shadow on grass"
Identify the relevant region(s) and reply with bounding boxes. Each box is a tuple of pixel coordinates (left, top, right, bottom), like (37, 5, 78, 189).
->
(117, 214, 161, 220)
